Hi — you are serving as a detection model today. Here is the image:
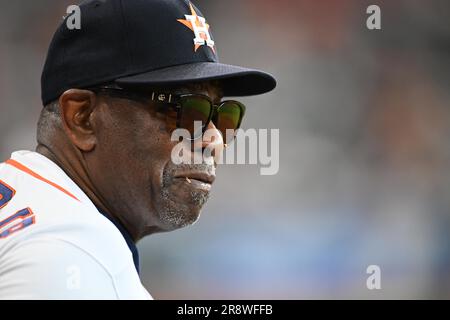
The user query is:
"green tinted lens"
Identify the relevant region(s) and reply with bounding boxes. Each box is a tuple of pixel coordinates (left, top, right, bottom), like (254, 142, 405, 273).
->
(216, 102, 244, 142)
(179, 96, 212, 138)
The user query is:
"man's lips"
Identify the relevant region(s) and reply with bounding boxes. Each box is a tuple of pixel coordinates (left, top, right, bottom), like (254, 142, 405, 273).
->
(174, 172, 216, 185)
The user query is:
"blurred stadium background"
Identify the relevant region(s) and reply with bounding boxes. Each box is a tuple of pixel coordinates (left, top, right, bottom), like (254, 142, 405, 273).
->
(1, 0, 450, 299)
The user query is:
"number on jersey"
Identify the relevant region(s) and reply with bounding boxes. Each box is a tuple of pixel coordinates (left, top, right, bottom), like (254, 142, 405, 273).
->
(0, 180, 36, 239)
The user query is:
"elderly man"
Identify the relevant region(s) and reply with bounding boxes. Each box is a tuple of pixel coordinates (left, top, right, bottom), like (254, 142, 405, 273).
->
(0, 0, 275, 299)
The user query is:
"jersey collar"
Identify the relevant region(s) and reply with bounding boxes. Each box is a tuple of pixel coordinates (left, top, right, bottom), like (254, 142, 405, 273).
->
(96, 207, 140, 275)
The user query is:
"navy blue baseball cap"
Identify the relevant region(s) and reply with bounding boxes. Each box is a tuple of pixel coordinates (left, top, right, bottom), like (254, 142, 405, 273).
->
(41, 0, 277, 106)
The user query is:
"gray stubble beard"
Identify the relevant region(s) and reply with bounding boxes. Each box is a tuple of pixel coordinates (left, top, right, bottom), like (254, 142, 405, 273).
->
(157, 163, 212, 230)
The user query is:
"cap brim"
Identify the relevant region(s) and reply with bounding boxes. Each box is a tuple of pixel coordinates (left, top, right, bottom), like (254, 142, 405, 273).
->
(115, 62, 276, 97)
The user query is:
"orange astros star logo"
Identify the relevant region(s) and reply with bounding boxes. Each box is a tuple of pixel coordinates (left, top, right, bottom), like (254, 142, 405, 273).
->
(177, 2, 216, 53)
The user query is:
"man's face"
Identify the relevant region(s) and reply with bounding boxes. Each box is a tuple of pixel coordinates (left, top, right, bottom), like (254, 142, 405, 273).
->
(87, 82, 224, 238)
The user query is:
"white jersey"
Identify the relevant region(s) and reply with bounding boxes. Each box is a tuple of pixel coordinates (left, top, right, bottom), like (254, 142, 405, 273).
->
(0, 150, 152, 300)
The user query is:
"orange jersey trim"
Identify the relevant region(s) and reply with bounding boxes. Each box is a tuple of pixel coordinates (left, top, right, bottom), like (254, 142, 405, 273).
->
(5, 159, 80, 202)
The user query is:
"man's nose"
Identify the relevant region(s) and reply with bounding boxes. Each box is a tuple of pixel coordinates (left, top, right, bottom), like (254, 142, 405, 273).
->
(200, 121, 224, 159)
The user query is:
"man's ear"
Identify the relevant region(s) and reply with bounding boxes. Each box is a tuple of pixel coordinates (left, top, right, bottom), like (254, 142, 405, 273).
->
(59, 89, 98, 152)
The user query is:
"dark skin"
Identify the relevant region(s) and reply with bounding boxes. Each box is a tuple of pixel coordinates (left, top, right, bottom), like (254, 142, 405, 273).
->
(36, 81, 224, 242)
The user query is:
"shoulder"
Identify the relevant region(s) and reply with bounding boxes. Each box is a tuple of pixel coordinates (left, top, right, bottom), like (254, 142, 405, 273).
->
(0, 151, 131, 273)
(0, 152, 152, 299)
(0, 237, 120, 299)
(0, 182, 134, 276)
(0, 236, 151, 299)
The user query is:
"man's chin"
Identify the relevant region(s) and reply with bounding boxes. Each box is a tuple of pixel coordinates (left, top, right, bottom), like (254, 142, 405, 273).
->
(157, 182, 211, 231)
(156, 203, 205, 231)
